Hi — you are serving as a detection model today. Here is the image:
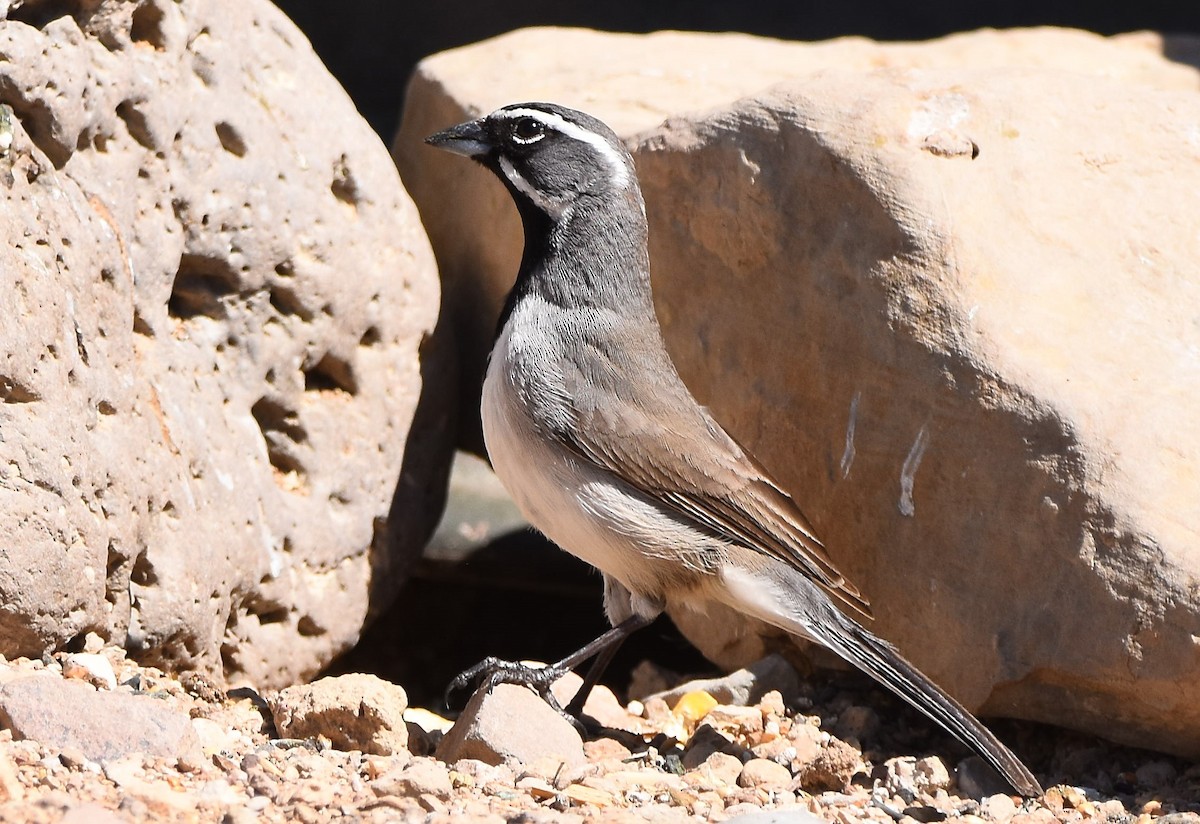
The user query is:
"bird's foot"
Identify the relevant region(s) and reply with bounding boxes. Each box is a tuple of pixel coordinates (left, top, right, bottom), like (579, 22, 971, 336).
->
(444, 657, 585, 734)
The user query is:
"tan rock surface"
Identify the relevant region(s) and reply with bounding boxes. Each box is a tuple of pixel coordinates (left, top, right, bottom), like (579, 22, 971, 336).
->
(436, 682, 586, 767)
(0, 674, 201, 763)
(395, 27, 1200, 755)
(636, 70, 1200, 756)
(394, 26, 1200, 453)
(268, 673, 410, 755)
(0, 0, 446, 687)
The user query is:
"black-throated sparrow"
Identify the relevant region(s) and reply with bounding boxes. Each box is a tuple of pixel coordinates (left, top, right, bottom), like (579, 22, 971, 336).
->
(426, 103, 1041, 797)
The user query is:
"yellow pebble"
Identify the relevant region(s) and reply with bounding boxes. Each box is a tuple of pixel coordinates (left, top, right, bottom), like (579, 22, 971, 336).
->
(673, 691, 719, 725)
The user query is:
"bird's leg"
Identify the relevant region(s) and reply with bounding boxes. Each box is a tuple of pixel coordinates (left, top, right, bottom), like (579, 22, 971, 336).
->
(564, 634, 626, 718)
(445, 614, 651, 730)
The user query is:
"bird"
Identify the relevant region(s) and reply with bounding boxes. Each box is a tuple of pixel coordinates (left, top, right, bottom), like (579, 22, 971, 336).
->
(426, 102, 1042, 798)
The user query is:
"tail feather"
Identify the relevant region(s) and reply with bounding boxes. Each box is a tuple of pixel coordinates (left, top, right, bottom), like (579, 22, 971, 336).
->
(815, 615, 1042, 797)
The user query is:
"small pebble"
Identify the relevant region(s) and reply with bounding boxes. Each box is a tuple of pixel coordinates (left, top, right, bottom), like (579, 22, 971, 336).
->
(834, 705, 880, 742)
(738, 757, 793, 791)
(697, 751, 743, 787)
(62, 654, 118, 691)
(980, 792, 1018, 822)
(377, 758, 452, 798)
(914, 756, 952, 793)
(1135, 760, 1178, 787)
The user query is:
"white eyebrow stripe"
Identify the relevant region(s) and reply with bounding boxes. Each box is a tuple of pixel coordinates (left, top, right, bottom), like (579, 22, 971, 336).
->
(498, 107, 631, 189)
(498, 154, 572, 220)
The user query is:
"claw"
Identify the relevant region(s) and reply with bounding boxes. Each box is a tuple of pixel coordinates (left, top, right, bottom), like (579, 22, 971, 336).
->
(444, 657, 575, 722)
(444, 656, 510, 709)
(443, 616, 653, 734)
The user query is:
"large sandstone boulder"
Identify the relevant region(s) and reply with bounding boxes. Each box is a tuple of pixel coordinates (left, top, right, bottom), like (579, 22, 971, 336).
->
(395, 26, 1200, 454)
(394, 27, 1200, 755)
(0, 0, 448, 688)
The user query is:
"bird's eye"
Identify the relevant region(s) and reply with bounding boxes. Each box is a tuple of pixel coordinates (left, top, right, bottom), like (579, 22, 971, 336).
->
(510, 117, 546, 145)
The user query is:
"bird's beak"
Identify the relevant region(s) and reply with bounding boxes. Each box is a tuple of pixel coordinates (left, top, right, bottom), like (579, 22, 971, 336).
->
(425, 118, 492, 158)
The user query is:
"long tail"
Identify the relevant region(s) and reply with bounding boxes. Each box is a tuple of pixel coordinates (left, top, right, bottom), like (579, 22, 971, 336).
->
(811, 611, 1042, 797)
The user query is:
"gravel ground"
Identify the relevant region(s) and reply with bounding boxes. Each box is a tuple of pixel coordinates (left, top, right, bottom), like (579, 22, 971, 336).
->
(0, 643, 1195, 823)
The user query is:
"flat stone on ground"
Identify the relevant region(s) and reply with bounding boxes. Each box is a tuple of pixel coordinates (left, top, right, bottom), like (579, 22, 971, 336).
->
(0, 675, 200, 763)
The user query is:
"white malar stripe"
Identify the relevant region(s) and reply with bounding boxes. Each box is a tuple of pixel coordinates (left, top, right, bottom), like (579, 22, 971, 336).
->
(498, 155, 572, 221)
(497, 107, 631, 190)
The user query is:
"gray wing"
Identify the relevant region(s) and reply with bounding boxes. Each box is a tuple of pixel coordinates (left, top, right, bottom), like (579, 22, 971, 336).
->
(559, 358, 871, 619)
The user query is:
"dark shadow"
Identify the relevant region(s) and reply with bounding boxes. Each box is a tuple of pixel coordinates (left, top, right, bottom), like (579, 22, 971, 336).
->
(1162, 32, 1200, 71)
(326, 527, 714, 709)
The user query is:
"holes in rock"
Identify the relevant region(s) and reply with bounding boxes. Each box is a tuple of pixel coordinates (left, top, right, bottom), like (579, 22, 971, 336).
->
(214, 121, 246, 157)
(168, 253, 239, 320)
(74, 323, 88, 364)
(251, 397, 308, 481)
(132, 309, 153, 336)
(130, 0, 167, 50)
(330, 154, 361, 208)
(130, 551, 157, 586)
(0, 375, 40, 403)
(244, 596, 289, 627)
(268, 284, 311, 320)
(220, 607, 241, 670)
(359, 326, 381, 347)
(6, 98, 69, 169)
(8, 1, 79, 29)
(180, 634, 201, 658)
(296, 616, 324, 637)
(97, 399, 117, 415)
(303, 352, 357, 396)
(104, 540, 133, 608)
(252, 397, 306, 443)
(79, 128, 110, 153)
(106, 542, 124, 579)
(115, 99, 154, 150)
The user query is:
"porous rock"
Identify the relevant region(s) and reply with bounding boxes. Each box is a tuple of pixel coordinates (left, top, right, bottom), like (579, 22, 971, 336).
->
(395, 27, 1200, 755)
(268, 673, 409, 755)
(0, 0, 446, 687)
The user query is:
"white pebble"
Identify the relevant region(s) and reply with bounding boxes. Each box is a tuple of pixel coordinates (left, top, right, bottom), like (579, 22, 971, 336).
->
(62, 653, 117, 690)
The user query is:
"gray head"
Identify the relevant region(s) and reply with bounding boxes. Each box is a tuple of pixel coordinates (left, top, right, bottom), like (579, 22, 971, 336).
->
(426, 102, 638, 222)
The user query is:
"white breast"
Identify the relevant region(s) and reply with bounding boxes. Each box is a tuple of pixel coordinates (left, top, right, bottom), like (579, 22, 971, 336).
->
(481, 298, 717, 605)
